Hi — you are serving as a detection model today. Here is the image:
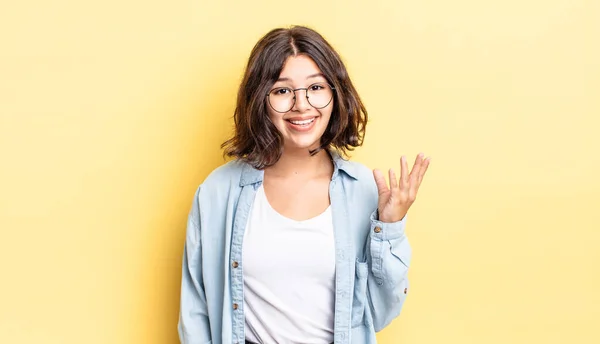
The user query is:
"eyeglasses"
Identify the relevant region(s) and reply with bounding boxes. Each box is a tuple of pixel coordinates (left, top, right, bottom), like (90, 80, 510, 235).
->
(266, 82, 335, 113)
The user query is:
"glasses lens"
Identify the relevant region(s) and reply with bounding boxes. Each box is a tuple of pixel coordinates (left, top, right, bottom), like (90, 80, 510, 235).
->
(307, 83, 333, 109)
(268, 87, 294, 112)
(268, 83, 334, 112)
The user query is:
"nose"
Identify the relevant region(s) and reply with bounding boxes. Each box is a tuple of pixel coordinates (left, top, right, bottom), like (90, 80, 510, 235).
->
(291, 89, 311, 112)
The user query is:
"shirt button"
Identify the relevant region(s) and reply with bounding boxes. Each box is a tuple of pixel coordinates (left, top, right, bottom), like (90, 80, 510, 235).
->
(374, 226, 382, 233)
(233, 303, 238, 310)
(232, 261, 239, 268)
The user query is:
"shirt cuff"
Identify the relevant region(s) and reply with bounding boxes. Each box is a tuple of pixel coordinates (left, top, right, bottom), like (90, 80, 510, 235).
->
(369, 210, 407, 241)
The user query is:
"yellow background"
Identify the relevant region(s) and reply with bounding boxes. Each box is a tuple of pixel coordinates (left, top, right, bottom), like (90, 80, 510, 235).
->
(1, 0, 598, 343)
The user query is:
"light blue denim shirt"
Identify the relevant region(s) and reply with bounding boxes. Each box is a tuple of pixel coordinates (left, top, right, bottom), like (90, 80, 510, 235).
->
(178, 151, 411, 344)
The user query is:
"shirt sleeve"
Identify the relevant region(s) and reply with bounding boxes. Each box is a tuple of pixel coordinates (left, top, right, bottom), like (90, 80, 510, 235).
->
(366, 210, 412, 332)
(178, 185, 212, 343)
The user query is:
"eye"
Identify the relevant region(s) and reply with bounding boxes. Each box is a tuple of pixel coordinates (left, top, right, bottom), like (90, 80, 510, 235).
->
(272, 87, 291, 96)
(309, 84, 326, 91)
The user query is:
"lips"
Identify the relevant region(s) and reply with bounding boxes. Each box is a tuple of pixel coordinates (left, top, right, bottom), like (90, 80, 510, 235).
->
(287, 117, 315, 125)
(285, 116, 319, 132)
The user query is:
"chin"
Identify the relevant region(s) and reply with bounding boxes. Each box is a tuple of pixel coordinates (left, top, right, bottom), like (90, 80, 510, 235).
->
(283, 138, 322, 151)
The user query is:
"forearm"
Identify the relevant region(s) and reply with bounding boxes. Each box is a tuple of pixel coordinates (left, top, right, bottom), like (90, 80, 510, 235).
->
(367, 210, 412, 331)
(178, 241, 212, 343)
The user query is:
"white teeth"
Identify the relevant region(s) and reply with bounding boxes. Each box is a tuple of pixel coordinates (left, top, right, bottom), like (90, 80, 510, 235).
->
(290, 118, 315, 125)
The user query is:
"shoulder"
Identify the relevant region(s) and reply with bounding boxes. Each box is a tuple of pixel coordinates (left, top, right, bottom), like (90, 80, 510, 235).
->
(339, 159, 379, 202)
(195, 159, 247, 197)
(346, 160, 375, 182)
(204, 159, 246, 185)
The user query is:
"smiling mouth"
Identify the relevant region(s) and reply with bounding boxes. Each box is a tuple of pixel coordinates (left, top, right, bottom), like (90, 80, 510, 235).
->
(286, 117, 316, 126)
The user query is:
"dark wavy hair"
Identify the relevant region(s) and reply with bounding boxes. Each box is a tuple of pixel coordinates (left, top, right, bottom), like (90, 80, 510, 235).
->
(221, 25, 368, 169)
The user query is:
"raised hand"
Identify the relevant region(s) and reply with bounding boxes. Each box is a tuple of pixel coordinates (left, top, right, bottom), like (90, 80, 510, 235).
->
(373, 153, 431, 223)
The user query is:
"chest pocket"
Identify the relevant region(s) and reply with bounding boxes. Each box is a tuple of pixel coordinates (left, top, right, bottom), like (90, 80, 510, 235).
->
(351, 260, 369, 328)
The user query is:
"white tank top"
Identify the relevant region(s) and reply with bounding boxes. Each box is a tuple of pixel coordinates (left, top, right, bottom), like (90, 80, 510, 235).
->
(243, 184, 335, 344)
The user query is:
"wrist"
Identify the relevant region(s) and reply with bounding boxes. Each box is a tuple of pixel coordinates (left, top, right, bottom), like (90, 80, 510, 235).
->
(378, 211, 406, 223)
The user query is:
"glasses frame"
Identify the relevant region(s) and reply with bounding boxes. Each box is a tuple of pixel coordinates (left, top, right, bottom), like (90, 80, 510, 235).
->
(266, 82, 336, 113)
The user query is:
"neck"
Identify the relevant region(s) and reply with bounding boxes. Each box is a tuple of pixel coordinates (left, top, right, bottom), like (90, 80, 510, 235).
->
(266, 146, 333, 179)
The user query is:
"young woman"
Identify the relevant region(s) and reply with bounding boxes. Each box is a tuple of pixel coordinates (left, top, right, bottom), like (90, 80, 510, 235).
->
(178, 26, 430, 344)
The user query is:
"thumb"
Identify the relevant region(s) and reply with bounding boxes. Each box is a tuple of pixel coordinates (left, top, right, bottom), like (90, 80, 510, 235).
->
(373, 169, 389, 196)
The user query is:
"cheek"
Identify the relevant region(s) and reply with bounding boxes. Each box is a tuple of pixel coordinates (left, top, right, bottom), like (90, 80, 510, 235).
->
(266, 107, 279, 123)
(267, 109, 286, 133)
(321, 104, 334, 124)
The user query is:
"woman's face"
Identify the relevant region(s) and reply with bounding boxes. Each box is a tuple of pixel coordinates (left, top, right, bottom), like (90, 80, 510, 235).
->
(266, 55, 334, 152)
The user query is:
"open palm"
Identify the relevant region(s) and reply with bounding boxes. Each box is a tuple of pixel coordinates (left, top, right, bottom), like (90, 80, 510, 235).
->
(373, 153, 431, 223)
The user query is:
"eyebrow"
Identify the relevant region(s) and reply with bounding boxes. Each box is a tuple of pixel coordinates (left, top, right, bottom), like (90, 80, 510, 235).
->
(276, 73, 326, 82)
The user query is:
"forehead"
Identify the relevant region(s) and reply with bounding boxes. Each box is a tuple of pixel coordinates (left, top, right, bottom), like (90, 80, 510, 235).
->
(278, 55, 324, 81)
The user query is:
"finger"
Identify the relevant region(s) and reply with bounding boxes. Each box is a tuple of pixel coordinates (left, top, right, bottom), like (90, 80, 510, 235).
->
(409, 153, 424, 196)
(373, 169, 389, 196)
(409, 153, 424, 185)
(389, 168, 398, 190)
(417, 157, 431, 184)
(400, 156, 409, 189)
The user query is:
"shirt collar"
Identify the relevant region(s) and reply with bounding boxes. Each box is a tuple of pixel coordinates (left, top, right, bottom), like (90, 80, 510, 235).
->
(239, 148, 358, 187)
